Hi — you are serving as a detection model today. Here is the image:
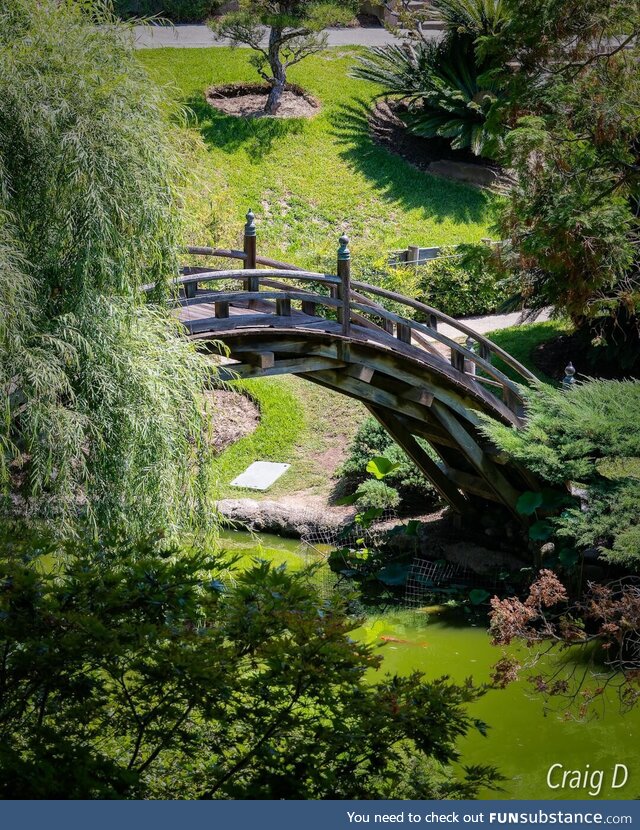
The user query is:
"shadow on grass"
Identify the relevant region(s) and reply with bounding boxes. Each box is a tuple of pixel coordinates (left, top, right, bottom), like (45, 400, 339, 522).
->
(329, 98, 491, 225)
(187, 94, 305, 162)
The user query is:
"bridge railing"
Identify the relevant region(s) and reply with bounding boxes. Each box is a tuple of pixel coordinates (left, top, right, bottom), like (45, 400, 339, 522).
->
(170, 211, 536, 414)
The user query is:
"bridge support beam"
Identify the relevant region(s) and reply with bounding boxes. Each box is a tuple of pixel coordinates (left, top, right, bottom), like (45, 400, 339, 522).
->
(430, 401, 522, 516)
(365, 404, 469, 514)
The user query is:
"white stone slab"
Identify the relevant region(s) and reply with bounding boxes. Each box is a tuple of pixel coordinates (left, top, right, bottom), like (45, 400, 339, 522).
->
(230, 461, 290, 491)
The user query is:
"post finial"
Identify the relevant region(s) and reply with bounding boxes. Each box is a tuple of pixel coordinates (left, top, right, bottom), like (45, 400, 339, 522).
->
(562, 361, 576, 388)
(338, 233, 350, 261)
(245, 209, 256, 237)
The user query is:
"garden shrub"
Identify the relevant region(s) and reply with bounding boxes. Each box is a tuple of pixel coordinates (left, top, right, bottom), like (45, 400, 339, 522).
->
(354, 478, 401, 512)
(358, 246, 508, 322)
(415, 246, 509, 319)
(0, 525, 498, 799)
(481, 379, 640, 569)
(339, 417, 438, 510)
(113, 0, 222, 23)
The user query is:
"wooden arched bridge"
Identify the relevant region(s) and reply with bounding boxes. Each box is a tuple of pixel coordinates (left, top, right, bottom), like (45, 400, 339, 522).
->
(159, 212, 541, 521)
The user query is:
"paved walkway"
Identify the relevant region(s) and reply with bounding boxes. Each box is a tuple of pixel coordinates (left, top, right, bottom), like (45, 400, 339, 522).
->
(437, 308, 552, 341)
(132, 23, 441, 49)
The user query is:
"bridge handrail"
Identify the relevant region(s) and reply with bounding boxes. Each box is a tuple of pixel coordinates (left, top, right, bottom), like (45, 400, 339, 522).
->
(181, 238, 535, 388)
(166, 213, 538, 412)
(173, 267, 531, 403)
(349, 277, 537, 382)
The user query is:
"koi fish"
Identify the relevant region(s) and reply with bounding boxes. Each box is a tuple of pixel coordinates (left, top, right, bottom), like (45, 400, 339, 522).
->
(379, 635, 430, 647)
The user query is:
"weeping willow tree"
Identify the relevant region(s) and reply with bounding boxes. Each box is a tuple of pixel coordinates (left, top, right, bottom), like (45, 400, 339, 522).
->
(0, 0, 216, 536)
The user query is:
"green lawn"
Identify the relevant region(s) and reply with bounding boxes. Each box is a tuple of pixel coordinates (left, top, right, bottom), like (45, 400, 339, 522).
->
(487, 320, 573, 385)
(140, 47, 495, 270)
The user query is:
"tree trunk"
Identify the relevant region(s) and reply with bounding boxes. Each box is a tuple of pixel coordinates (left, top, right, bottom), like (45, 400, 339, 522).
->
(264, 27, 286, 115)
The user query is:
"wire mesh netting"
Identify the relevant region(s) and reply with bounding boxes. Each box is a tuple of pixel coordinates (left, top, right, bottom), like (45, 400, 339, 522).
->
(404, 556, 498, 608)
(300, 506, 398, 555)
(295, 507, 500, 608)
(298, 506, 398, 600)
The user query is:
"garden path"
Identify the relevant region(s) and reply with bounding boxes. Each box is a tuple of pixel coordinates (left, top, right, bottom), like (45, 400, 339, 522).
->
(435, 308, 552, 342)
(132, 24, 441, 49)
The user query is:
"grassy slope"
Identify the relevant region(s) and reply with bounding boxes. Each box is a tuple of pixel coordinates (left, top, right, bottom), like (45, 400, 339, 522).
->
(139, 47, 562, 497)
(139, 47, 495, 269)
(214, 377, 365, 500)
(487, 320, 572, 386)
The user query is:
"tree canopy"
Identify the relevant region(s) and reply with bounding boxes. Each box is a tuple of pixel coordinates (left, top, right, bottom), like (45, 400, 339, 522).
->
(483, 0, 640, 363)
(0, 527, 499, 799)
(210, 0, 356, 113)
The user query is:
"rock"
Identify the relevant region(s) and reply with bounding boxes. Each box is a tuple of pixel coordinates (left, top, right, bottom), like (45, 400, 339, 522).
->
(428, 160, 501, 189)
(216, 498, 352, 539)
(441, 541, 528, 576)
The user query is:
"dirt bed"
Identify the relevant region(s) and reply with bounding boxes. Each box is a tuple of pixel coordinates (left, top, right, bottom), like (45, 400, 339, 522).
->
(205, 389, 259, 452)
(206, 83, 320, 119)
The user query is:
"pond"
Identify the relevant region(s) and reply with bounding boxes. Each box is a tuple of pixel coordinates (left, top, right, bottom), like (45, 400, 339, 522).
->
(220, 530, 640, 801)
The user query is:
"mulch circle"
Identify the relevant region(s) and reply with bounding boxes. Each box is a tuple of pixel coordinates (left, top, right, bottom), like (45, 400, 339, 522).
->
(206, 82, 321, 119)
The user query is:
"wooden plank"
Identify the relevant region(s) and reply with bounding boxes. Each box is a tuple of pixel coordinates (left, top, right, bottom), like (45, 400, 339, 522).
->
(346, 365, 374, 383)
(451, 350, 466, 373)
(365, 405, 468, 514)
(219, 357, 347, 381)
(397, 323, 412, 344)
(185, 314, 327, 335)
(244, 351, 275, 369)
(402, 387, 434, 407)
(430, 401, 522, 514)
(214, 301, 229, 319)
(445, 468, 503, 502)
(179, 290, 341, 310)
(302, 369, 433, 425)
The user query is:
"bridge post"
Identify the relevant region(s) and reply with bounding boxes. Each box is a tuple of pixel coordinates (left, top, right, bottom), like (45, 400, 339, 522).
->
(243, 209, 258, 294)
(337, 234, 351, 337)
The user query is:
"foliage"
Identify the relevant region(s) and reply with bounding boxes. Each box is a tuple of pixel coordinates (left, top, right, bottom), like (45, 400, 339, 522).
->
(353, 38, 503, 157)
(354, 478, 401, 512)
(209, 0, 356, 114)
(388, 0, 509, 40)
(339, 416, 438, 510)
(481, 379, 640, 568)
(479, 0, 640, 360)
(353, 0, 509, 156)
(0, 0, 217, 536)
(416, 246, 509, 318)
(0, 525, 498, 799)
(490, 569, 640, 716)
(113, 0, 222, 23)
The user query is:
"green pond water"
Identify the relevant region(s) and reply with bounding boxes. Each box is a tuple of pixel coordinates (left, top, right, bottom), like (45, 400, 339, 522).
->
(220, 530, 640, 801)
